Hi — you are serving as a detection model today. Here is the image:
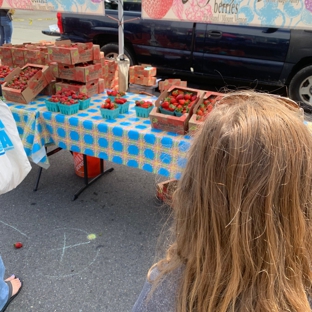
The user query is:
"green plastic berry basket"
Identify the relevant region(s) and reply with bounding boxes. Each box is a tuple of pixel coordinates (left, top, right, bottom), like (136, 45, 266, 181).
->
(159, 107, 175, 116)
(45, 99, 60, 112)
(79, 98, 91, 110)
(174, 111, 184, 117)
(58, 103, 80, 115)
(135, 105, 154, 118)
(117, 102, 130, 114)
(100, 106, 120, 120)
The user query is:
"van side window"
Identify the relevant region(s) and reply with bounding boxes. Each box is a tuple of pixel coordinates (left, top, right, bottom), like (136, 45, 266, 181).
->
(105, 0, 142, 12)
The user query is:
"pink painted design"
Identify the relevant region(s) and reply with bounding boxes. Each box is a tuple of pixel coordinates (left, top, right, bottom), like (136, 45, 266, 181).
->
(91, 0, 102, 3)
(143, 0, 173, 19)
(305, 0, 312, 12)
(184, 0, 212, 21)
(172, 0, 184, 20)
(7, 0, 32, 9)
(0, 0, 3, 7)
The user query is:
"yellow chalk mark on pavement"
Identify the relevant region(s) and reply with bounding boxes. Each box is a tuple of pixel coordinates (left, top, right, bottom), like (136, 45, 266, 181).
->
(87, 234, 97, 240)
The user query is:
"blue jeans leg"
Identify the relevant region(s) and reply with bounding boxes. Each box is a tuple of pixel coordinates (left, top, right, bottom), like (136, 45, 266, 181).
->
(0, 15, 12, 46)
(0, 256, 9, 310)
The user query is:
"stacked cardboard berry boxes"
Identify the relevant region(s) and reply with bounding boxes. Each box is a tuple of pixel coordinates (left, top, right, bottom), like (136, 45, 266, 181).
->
(102, 59, 119, 90)
(47, 40, 106, 97)
(0, 41, 54, 68)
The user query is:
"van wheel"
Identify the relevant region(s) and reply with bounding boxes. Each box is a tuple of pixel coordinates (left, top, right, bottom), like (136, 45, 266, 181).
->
(289, 65, 312, 112)
(100, 43, 135, 66)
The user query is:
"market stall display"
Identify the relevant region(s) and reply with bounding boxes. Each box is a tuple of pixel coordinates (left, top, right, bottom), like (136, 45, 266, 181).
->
(8, 92, 193, 179)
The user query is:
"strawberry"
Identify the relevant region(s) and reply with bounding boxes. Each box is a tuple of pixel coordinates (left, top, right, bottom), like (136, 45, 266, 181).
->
(178, 99, 185, 105)
(207, 104, 213, 113)
(168, 104, 176, 111)
(176, 94, 184, 100)
(170, 97, 177, 104)
(171, 89, 179, 97)
(161, 101, 169, 109)
(114, 98, 124, 104)
(184, 93, 192, 100)
(14, 242, 23, 249)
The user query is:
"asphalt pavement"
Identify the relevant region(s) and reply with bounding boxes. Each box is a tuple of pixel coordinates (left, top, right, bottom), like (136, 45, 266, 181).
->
(3, 11, 172, 312)
(1, 150, 171, 312)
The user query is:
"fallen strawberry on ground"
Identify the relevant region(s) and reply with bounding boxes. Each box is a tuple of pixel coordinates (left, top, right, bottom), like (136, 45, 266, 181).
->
(14, 242, 23, 249)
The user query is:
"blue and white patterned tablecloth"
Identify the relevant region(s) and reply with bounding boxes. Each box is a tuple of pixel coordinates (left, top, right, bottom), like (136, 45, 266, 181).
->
(8, 92, 193, 179)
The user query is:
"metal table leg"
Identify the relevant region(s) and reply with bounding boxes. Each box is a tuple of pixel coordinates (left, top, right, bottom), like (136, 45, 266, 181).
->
(72, 154, 114, 201)
(33, 147, 63, 191)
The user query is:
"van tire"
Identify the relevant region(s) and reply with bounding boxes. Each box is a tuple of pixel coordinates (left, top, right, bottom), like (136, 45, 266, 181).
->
(100, 43, 135, 66)
(289, 65, 312, 112)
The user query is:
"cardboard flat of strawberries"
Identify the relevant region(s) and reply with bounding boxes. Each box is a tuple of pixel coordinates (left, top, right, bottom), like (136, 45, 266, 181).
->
(156, 179, 178, 205)
(55, 79, 99, 98)
(189, 91, 224, 135)
(149, 85, 204, 135)
(2, 64, 53, 104)
(55, 62, 103, 83)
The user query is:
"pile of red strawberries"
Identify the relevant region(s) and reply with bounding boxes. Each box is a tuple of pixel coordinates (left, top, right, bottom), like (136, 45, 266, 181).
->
(101, 98, 119, 110)
(101, 93, 127, 109)
(160, 89, 197, 114)
(0, 65, 12, 81)
(6, 66, 41, 91)
(135, 100, 153, 108)
(47, 89, 89, 105)
(106, 90, 126, 97)
(195, 95, 221, 121)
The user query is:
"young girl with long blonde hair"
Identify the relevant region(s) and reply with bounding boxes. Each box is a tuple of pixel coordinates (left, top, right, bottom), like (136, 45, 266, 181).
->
(132, 91, 312, 312)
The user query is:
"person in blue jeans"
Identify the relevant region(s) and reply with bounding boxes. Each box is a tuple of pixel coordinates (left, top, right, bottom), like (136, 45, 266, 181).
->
(0, 9, 12, 46)
(0, 257, 22, 312)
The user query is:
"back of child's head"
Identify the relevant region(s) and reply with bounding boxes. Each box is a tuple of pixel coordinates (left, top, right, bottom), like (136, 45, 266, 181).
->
(168, 91, 312, 311)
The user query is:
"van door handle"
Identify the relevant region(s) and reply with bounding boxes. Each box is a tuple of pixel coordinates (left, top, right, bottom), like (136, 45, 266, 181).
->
(207, 30, 222, 39)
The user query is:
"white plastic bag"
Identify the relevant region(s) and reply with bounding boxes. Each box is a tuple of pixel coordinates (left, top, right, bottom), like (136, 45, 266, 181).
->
(0, 100, 31, 195)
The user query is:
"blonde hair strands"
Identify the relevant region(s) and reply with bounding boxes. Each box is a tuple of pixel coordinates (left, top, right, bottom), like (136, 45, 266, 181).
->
(151, 92, 312, 312)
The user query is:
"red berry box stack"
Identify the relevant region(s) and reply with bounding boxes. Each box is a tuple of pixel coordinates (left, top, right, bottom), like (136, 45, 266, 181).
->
(0, 43, 14, 67)
(48, 40, 106, 97)
(101, 60, 119, 91)
(149, 86, 203, 135)
(0, 41, 55, 68)
(129, 65, 157, 86)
